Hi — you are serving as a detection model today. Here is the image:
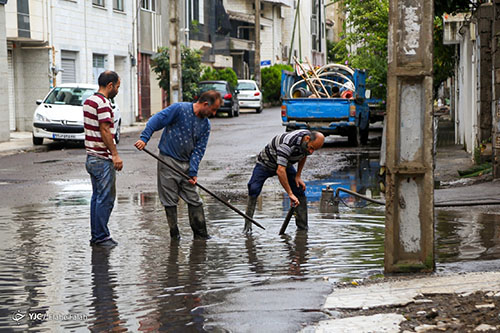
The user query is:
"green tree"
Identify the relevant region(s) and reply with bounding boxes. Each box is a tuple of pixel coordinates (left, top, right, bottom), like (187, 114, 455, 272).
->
(326, 0, 473, 100)
(261, 64, 293, 104)
(328, 0, 389, 99)
(200, 67, 238, 88)
(150, 46, 203, 102)
(433, 17, 455, 96)
(327, 40, 348, 64)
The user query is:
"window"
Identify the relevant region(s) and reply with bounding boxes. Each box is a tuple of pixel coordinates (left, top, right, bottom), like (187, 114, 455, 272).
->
(190, 0, 204, 25)
(141, 0, 155, 11)
(17, 0, 31, 38)
(92, 54, 106, 83)
(93, 0, 105, 7)
(113, 0, 123, 11)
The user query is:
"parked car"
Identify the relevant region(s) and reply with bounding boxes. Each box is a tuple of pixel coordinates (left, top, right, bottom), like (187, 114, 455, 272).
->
(32, 83, 121, 145)
(236, 79, 263, 113)
(197, 80, 240, 117)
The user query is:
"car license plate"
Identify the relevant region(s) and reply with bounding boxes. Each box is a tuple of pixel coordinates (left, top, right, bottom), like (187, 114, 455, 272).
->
(52, 133, 78, 140)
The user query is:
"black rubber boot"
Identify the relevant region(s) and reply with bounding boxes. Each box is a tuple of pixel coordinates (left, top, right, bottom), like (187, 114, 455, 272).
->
(295, 196, 308, 231)
(243, 196, 258, 233)
(188, 204, 210, 239)
(165, 206, 181, 240)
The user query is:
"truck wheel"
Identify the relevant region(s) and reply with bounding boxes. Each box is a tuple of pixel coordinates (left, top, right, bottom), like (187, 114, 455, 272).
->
(347, 127, 360, 147)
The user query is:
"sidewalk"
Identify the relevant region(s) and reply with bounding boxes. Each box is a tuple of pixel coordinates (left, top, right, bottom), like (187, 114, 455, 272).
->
(0, 123, 145, 156)
(304, 144, 500, 332)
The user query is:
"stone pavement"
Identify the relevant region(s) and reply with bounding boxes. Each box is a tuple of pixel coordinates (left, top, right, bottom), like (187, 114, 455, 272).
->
(303, 272, 500, 332)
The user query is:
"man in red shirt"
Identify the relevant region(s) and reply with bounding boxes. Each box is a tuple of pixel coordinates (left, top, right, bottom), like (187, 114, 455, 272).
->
(84, 70, 122, 247)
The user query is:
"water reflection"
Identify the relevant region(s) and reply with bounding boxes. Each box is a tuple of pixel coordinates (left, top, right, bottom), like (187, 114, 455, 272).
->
(89, 247, 124, 331)
(2, 155, 499, 331)
(436, 210, 500, 262)
(281, 231, 309, 277)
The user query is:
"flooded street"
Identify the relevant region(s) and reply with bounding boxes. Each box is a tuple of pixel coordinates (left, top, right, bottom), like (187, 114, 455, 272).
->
(1, 108, 500, 331)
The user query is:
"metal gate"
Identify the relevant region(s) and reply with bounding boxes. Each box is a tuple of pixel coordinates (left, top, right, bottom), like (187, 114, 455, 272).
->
(8, 50, 15, 131)
(61, 51, 76, 83)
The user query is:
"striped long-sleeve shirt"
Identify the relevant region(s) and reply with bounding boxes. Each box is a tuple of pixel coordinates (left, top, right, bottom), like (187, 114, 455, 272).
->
(83, 93, 115, 160)
(257, 129, 311, 170)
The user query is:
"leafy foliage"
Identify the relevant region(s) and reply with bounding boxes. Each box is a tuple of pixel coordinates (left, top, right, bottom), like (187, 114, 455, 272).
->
(433, 18, 455, 96)
(328, 0, 389, 100)
(327, 40, 348, 64)
(150, 46, 203, 102)
(326, 0, 474, 100)
(261, 64, 293, 104)
(200, 67, 238, 88)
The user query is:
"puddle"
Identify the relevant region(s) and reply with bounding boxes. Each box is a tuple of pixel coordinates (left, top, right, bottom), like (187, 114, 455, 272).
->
(1, 155, 499, 330)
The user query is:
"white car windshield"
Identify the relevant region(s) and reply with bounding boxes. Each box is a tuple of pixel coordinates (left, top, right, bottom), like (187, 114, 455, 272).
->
(199, 83, 227, 94)
(44, 87, 96, 106)
(237, 82, 257, 90)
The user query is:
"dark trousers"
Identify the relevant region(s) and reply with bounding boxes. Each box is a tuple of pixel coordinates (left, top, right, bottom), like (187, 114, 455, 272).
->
(247, 163, 305, 198)
(86, 155, 116, 242)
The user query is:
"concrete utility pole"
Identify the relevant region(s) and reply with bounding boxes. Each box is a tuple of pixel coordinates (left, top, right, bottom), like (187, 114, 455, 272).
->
(0, 1, 9, 142)
(385, 0, 434, 273)
(169, 0, 182, 103)
(493, 1, 500, 178)
(254, 0, 261, 87)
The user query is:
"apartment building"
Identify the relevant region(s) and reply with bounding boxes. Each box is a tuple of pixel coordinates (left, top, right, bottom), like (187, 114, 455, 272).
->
(3, 0, 134, 139)
(186, 0, 326, 79)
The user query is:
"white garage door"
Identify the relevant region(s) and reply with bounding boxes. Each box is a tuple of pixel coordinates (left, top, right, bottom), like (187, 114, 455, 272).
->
(8, 50, 15, 131)
(61, 51, 77, 83)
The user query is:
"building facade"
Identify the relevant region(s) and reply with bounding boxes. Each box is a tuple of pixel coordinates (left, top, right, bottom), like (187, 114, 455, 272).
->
(4, 0, 135, 136)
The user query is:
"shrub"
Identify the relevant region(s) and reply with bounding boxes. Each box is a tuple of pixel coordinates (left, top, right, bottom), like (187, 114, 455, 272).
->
(261, 64, 293, 104)
(200, 67, 238, 88)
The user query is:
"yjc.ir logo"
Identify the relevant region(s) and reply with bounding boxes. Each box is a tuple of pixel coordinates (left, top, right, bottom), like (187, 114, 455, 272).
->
(11, 310, 26, 325)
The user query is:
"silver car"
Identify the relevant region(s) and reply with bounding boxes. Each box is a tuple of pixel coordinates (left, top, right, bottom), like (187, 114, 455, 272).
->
(236, 80, 263, 113)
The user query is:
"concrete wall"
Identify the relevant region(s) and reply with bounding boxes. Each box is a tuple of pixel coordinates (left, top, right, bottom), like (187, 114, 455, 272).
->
(0, 5, 9, 141)
(457, 28, 477, 154)
(476, 5, 493, 146)
(11, 47, 51, 131)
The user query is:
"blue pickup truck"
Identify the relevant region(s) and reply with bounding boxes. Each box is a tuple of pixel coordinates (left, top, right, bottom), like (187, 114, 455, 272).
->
(280, 64, 379, 146)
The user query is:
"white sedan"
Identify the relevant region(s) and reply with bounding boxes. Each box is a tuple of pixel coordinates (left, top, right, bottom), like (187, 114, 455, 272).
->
(32, 83, 121, 145)
(236, 80, 263, 113)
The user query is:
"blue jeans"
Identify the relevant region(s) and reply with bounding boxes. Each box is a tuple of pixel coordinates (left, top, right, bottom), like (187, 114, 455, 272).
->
(86, 155, 116, 243)
(247, 163, 305, 198)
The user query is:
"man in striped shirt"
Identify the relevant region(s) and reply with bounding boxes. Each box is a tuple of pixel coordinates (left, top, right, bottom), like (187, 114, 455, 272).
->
(84, 70, 122, 247)
(244, 130, 324, 233)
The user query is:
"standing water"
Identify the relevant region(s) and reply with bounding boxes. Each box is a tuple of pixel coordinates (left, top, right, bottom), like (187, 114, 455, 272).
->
(1, 154, 499, 331)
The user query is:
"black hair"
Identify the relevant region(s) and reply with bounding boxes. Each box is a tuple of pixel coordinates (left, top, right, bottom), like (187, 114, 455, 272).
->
(198, 90, 222, 105)
(309, 131, 318, 141)
(98, 70, 119, 88)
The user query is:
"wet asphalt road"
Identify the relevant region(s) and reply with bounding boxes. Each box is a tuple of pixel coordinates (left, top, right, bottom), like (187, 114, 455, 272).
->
(0, 107, 384, 331)
(2, 108, 500, 331)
